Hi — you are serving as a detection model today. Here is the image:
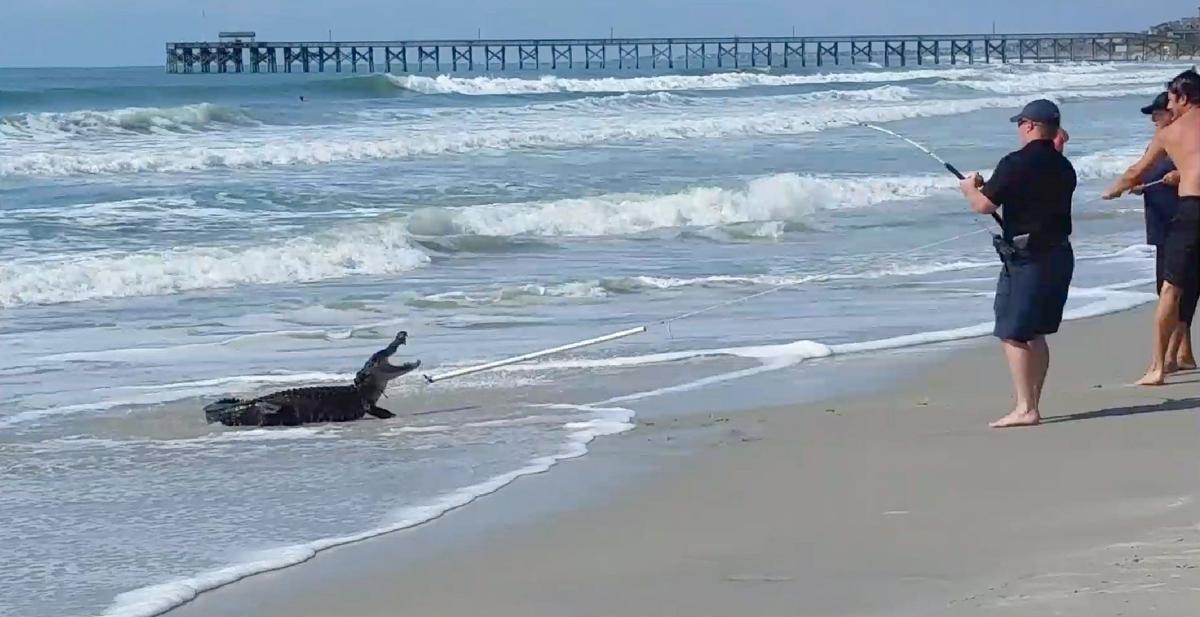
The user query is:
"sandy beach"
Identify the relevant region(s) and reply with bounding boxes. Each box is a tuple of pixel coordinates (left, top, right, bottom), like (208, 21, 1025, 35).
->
(162, 305, 1200, 617)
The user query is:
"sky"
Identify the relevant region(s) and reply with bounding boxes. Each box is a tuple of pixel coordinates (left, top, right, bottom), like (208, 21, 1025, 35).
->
(1, 0, 1198, 67)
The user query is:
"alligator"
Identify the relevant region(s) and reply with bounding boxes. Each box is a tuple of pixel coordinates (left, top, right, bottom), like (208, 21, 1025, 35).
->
(203, 331, 419, 427)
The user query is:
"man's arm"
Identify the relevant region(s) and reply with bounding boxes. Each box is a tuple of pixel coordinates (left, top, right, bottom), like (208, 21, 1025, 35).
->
(1103, 134, 1168, 199)
(960, 155, 1016, 215)
(960, 173, 997, 214)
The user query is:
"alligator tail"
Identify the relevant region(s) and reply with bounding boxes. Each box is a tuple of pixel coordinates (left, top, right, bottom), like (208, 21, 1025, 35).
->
(203, 398, 252, 425)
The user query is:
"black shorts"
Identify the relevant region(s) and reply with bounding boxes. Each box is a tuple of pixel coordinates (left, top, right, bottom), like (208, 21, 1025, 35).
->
(993, 242, 1074, 342)
(1161, 197, 1200, 293)
(1155, 246, 1200, 325)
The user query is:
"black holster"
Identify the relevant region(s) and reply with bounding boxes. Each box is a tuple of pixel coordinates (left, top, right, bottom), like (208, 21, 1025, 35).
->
(992, 233, 1033, 263)
(992, 234, 1016, 262)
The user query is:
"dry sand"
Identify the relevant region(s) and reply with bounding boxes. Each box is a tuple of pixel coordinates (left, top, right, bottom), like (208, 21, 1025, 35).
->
(171, 306, 1199, 617)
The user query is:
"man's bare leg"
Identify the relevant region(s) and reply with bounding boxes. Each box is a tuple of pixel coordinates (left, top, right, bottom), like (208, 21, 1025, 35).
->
(1165, 323, 1190, 373)
(1166, 325, 1183, 374)
(1031, 336, 1049, 409)
(1138, 283, 1182, 386)
(991, 338, 1042, 428)
(1177, 322, 1196, 370)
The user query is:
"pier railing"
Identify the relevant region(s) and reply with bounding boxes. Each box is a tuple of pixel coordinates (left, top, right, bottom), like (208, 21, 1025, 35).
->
(166, 32, 1197, 74)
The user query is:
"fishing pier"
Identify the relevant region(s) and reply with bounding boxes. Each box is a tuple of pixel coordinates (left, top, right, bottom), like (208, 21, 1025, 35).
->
(166, 31, 1196, 74)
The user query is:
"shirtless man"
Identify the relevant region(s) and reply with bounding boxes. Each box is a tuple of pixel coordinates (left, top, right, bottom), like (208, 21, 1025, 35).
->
(1103, 69, 1200, 385)
(1131, 92, 1193, 374)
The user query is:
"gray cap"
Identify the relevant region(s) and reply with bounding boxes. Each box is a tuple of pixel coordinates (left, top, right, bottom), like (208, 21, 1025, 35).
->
(1009, 99, 1061, 124)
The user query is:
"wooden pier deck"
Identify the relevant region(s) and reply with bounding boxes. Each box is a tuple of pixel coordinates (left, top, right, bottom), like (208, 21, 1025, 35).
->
(166, 32, 1197, 74)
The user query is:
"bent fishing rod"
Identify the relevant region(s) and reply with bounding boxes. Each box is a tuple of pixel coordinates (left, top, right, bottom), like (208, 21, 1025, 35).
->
(859, 123, 1004, 228)
(862, 122, 1169, 207)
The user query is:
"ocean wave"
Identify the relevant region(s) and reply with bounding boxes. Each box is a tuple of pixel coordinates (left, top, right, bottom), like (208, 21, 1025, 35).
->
(0, 88, 1155, 177)
(0, 74, 416, 109)
(407, 259, 997, 309)
(0, 219, 430, 308)
(99, 405, 635, 617)
(0, 103, 255, 138)
(410, 235, 561, 254)
(21, 427, 342, 453)
(408, 281, 613, 308)
(348, 85, 915, 127)
(387, 69, 980, 95)
(1072, 147, 1144, 180)
(939, 66, 1182, 94)
(405, 172, 948, 238)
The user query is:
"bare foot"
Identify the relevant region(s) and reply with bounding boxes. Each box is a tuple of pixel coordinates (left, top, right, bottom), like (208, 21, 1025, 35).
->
(989, 409, 1041, 428)
(1165, 360, 1179, 375)
(1177, 357, 1197, 371)
(1135, 367, 1166, 386)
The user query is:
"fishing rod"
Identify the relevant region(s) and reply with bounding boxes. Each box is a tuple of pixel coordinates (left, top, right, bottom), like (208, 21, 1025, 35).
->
(862, 123, 1160, 210)
(860, 123, 1004, 229)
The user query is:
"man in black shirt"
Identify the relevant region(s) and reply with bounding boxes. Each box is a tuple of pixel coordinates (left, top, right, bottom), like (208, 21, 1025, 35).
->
(958, 99, 1077, 428)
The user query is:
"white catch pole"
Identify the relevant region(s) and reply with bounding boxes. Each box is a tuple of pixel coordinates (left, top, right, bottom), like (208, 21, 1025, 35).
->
(423, 326, 647, 384)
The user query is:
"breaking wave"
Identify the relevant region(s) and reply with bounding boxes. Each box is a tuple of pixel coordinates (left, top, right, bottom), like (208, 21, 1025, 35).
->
(0, 220, 429, 308)
(404, 172, 947, 238)
(940, 65, 1183, 94)
(0, 103, 255, 138)
(387, 69, 976, 95)
(0, 88, 1156, 177)
(406, 259, 995, 308)
(1072, 147, 1144, 179)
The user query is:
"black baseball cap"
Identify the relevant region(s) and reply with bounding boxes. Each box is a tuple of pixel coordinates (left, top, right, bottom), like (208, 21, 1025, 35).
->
(1009, 99, 1061, 125)
(1141, 92, 1169, 115)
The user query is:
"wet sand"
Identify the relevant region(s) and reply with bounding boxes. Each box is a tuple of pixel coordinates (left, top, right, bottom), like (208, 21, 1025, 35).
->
(169, 306, 1200, 617)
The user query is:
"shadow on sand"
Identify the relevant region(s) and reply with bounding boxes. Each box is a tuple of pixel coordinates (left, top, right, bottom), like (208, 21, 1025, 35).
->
(1042, 396, 1200, 425)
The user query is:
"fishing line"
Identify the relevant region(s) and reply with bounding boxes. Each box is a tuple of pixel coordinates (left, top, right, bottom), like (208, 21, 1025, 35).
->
(859, 122, 1004, 231)
(656, 226, 991, 328)
(1076, 178, 1165, 207)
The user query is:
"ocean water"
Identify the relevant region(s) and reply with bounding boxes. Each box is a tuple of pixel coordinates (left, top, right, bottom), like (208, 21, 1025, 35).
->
(0, 61, 1179, 617)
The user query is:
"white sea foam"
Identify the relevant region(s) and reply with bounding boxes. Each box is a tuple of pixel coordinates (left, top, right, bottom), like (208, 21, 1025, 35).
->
(0, 219, 430, 307)
(4, 196, 389, 230)
(0, 172, 951, 308)
(24, 428, 341, 453)
(941, 66, 1182, 94)
(628, 259, 995, 289)
(0, 372, 354, 430)
(0, 88, 1162, 177)
(388, 70, 981, 95)
(475, 280, 1155, 376)
(0, 103, 254, 138)
(383, 424, 453, 435)
(409, 259, 996, 309)
(98, 405, 635, 617)
(406, 172, 948, 238)
(464, 414, 559, 428)
(1072, 147, 1145, 180)
(411, 281, 613, 308)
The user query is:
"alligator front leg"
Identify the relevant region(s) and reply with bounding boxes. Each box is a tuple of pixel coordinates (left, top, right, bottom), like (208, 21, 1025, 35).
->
(367, 405, 396, 419)
(259, 401, 302, 426)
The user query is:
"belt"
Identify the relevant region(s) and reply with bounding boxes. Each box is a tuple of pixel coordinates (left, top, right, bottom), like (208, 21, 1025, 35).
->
(992, 233, 1068, 263)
